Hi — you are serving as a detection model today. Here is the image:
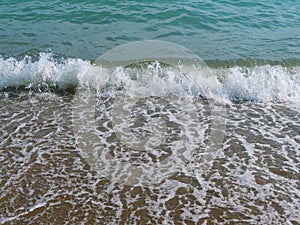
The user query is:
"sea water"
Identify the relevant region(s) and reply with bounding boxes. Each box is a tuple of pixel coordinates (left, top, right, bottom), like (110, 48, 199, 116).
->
(0, 1, 299, 224)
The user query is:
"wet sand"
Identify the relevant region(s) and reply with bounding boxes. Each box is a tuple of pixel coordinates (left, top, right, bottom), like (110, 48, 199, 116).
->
(0, 92, 299, 224)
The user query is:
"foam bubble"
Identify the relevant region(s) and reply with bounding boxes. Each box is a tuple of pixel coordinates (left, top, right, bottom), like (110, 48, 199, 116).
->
(1, 53, 300, 107)
(220, 65, 300, 106)
(0, 53, 89, 91)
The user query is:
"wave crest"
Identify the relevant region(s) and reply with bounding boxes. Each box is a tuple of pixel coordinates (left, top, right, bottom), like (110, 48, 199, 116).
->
(1, 53, 299, 106)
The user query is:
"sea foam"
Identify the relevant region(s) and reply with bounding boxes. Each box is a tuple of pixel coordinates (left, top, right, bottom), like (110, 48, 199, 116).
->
(1, 53, 299, 107)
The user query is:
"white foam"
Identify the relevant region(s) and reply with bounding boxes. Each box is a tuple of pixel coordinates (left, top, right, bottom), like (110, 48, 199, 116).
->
(220, 65, 300, 106)
(1, 53, 300, 107)
(0, 53, 89, 90)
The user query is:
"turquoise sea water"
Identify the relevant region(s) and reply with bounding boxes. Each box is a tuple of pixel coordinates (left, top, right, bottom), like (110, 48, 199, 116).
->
(0, 1, 300, 224)
(1, 0, 300, 61)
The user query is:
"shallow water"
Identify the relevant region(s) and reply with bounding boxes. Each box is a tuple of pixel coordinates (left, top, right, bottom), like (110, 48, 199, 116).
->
(1, 0, 300, 224)
(0, 91, 299, 224)
(0, 0, 300, 60)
